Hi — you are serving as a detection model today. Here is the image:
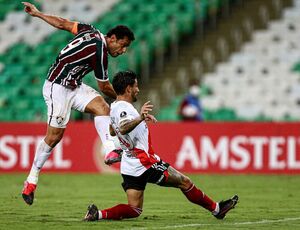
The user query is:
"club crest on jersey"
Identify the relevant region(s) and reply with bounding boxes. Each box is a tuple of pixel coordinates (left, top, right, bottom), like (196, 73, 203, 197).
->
(120, 111, 127, 118)
(56, 116, 64, 125)
(83, 33, 92, 41)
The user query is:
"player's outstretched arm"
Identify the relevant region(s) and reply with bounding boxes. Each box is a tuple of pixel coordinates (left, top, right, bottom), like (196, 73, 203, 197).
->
(22, 2, 76, 33)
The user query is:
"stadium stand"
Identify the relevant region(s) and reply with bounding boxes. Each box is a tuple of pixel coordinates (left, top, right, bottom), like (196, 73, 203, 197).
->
(156, 0, 300, 121)
(0, 0, 230, 121)
(0, 0, 298, 122)
(200, 0, 300, 121)
(0, 0, 120, 121)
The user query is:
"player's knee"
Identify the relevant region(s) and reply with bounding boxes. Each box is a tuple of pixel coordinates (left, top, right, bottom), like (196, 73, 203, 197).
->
(98, 103, 110, 115)
(45, 134, 63, 147)
(93, 102, 109, 116)
(181, 175, 193, 190)
(85, 97, 110, 116)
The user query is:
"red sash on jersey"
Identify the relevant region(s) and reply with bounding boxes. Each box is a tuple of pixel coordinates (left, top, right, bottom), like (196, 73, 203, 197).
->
(133, 148, 159, 169)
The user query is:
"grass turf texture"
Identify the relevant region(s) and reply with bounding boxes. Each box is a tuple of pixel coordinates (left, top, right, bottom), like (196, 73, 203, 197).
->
(0, 174, 300, 230)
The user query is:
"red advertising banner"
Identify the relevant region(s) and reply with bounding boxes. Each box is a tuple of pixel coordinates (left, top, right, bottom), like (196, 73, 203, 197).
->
(0, 122, 300, 174)
(150, 122, 300, 174)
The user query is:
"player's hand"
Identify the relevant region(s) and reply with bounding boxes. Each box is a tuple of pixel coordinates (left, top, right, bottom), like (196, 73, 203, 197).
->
(22, 2, 40, 17)
(145, 114, 157, 123)
(140, 101, 153, 120)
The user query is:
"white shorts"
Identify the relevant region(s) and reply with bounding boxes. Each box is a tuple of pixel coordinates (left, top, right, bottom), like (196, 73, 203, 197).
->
(43, 80, 100, 128)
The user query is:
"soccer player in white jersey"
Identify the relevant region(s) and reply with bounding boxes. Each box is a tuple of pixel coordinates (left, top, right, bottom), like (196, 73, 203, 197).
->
(21, 2, 134, 205)
(84, 71, 239, 221)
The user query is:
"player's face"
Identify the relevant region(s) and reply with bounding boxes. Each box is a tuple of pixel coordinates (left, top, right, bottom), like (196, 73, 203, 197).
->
(130, 80, 139, 102)
(108, 35, 131, 57)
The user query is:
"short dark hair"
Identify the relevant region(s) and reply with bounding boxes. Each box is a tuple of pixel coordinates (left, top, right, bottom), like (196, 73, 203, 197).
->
(112, 71, 137, 95)
(107, 25, 135, 41)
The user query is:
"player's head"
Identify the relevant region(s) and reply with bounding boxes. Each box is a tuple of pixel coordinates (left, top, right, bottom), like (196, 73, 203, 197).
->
(106, 25, 135, 57)
(112, 71, 139, 102)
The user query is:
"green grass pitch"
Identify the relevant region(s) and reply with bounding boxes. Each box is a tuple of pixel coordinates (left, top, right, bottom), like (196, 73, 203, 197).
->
(0, 174, 300, 230)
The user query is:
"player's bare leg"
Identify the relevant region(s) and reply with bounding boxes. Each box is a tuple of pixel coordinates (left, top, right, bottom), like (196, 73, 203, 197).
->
(44, 125, 65, 147)
(84, 96, 110, 116)
(22, 126, 64, 205)
(85, 96, 121, 165)
(165, 166, 238, 219)
(126, 189, 144, 209)
(164, 166, 192, 190)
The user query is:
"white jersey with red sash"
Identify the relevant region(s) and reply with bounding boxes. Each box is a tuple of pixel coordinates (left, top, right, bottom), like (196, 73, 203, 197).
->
(110, 101, 160, 176)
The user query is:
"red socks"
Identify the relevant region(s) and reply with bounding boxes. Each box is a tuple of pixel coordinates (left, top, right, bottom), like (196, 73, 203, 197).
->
(99, 185, 215, 220)
(182, 184, 217, 212)
(100, 204, 142, 220)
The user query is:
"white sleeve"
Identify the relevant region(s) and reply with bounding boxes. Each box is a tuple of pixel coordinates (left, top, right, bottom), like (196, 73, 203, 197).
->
(117, 104, 135, 127)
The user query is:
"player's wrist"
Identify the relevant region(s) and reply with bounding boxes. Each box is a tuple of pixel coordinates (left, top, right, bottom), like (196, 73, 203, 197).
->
(34, 11, 43, 18)
(140, 114, 146, 120)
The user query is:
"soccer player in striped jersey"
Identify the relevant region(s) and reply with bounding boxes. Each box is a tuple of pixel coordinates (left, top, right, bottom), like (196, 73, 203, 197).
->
(84, 71, 239, 221)
(21, 2, 135, 205)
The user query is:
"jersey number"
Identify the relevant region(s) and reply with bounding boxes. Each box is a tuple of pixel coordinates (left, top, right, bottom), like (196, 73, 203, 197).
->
(60, 37, 83, 55)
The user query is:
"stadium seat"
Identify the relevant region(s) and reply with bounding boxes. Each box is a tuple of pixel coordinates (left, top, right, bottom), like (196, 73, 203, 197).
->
(186, 0, 300, 121)
(0, 0, 226, 122)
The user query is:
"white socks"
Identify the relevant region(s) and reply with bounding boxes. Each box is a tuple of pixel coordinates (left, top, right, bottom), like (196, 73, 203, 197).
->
(94, 116, 116, 155)
(26, 116, 115, 184)
(27, 140, 53, 184)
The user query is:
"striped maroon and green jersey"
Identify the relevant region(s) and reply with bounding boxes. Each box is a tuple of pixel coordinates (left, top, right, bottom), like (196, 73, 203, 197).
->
(46, 23, 108, 89)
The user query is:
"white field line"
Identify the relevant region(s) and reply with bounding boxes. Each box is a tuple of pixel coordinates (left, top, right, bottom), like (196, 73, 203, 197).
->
(129, 217, 300, 230)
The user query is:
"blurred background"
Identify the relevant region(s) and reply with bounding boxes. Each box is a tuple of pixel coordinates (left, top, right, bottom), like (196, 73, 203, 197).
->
(0, 0, 299, 123)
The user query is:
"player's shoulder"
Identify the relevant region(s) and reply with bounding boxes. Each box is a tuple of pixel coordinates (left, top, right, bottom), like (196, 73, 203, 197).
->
(75, 23, 98, 36)
(78, 23, 96, 30)
(111, 100, 132, 109)
(111, 101, 135, 114)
